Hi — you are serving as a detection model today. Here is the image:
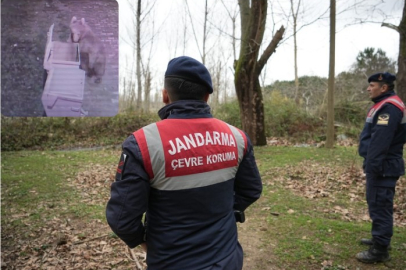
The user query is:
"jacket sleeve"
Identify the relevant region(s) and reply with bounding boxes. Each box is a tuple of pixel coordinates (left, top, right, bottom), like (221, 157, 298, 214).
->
(233, 134, 262, 212)
(106, 135, 150, 248)
(365, 103, 403, 176)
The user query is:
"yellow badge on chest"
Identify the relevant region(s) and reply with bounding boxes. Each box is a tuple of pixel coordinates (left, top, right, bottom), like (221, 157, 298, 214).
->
(377, 113, 390, 125)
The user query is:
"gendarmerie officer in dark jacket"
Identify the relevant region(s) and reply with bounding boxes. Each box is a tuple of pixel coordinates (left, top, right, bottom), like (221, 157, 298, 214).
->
(106, 56, 262, 270)
(357, 72, 406, 263)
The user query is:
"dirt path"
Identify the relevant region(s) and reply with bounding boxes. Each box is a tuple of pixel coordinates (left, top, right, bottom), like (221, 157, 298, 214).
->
(238, 196, 282, 270)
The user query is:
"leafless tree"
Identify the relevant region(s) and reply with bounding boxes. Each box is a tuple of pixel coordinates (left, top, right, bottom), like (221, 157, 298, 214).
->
(382, 1, 406, 102)
(234, 0, 285, 146)
(184, 0, 212, 64)
(136, 0, 142, 109)
(220, 0, 239, 60)
(397, 1, 406, 102)
(121, 0, 158, 112)
(290, 0, 301, 105)
(326, 0, 336, 149)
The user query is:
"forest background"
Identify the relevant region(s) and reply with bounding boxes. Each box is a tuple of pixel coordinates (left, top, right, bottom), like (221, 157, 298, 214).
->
(2, 0, 404, 150)
(2, 1, 406, 269)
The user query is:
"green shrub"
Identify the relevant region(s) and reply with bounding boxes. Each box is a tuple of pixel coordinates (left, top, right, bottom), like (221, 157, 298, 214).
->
(2, 95, 367, 151)
(1, 113, 159, 151)
(212, 99, 242, 128)
(264, 91, 323, 140)
(213, 92, 324, 142)
(316, 100, 366, 139)
(334, 100, 368, 126)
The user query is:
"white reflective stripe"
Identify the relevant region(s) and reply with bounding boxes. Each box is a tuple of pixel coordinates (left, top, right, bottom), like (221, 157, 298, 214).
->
(388, 98, 406, 123)
(387, 98, 406, 109)
(153, 166, 239, 190)
(142, 123, 167, 184)
(226, 124, 246, 163)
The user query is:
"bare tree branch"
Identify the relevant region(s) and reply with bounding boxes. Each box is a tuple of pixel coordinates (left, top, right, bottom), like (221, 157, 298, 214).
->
(257, 25, 285, 73)
(220, 0, 239, 59)
(382, 22, 399, 32)
(140, 0, 157, 22)
(184, 0, 203, 60)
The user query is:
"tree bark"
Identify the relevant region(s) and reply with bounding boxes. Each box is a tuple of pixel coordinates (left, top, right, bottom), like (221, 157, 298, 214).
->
(235, 0, 285, 146)
(136, 0, 142, 109)
(202, 0, 208, 65)
(381, 2, 406, 102)
(326, 0, 335, 148)
(397, 1, 406, 102)
(143, 69, 151, 112)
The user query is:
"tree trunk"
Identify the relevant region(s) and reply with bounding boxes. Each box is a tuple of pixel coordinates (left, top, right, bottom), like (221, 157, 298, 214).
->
(291, 0, 301, 106)
(397, 1, 406, 102)
(143, 69, 151, 112)
(212, 62, 222, 109)
(326, 0, 335, 148)
(235, 0, 285, 146)
(136, 0, 142, 109)
(235, 71, 266, 145)
(202, 0, 208, 65)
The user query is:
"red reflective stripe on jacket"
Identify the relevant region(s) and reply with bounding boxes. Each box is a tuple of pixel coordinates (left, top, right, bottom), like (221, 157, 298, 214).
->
(368, 95, 405, 118)
(133, 129, 154, 179)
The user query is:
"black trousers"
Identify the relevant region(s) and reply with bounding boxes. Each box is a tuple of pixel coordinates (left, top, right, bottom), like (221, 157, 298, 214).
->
(366, 182, 397, 246)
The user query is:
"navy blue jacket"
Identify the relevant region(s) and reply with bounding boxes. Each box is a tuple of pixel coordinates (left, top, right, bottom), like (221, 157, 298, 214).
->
(106, 100, 262, 269)
(358, 91, 406, 186)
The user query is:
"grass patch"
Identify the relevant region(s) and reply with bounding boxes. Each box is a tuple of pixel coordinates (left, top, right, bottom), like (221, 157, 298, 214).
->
(2, 146, 406, 269)
(1, 150, 117, 234)
(255, 145, 360, 169)
(253, 145, 406, 269)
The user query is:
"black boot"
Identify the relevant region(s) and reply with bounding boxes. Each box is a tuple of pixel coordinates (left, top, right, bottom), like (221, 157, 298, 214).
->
(360, 238, 374, 245)
(360, 238, 391, 250)
(356, 242, 390, 264)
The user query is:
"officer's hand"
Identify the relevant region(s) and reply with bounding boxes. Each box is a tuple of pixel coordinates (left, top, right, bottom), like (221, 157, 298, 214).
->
(140, 242, 147, 252)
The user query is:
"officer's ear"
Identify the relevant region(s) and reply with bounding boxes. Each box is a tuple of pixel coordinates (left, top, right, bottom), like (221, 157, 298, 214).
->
(381, 83, 389, 93)
(203, 93, 210, 102)
(162, 88, 170, 104)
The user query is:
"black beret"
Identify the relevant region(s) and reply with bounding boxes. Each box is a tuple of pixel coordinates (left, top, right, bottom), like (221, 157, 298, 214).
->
(368, 72, 396, 84)
(165, 56, 213, 93)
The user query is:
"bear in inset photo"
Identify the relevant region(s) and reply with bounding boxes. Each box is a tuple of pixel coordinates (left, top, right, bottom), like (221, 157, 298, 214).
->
(69, 16, 106, 83)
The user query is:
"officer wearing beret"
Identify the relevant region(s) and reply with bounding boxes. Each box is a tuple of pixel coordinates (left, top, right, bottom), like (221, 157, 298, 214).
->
(106, 56, 262, 269)
(357, 72, 406, 263)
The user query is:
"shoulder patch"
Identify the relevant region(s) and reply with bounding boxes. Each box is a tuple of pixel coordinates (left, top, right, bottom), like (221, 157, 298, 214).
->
(377, 113, 390, 126)
(115, 152, 127, 181)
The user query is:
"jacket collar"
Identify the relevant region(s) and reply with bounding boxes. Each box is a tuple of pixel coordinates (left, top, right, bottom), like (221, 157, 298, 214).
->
(372, 90, 396, 103)
(158, 100, 212, 120)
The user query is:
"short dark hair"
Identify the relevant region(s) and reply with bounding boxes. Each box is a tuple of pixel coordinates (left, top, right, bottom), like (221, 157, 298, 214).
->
(377, 81, 395, 92)
(164, 77, 208, 101)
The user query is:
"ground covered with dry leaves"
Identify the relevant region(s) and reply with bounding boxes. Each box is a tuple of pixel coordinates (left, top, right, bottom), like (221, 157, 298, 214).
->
(2, 163, 147, 270)
(1, 146, 405, 269)
(271, 160, 406, 227)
